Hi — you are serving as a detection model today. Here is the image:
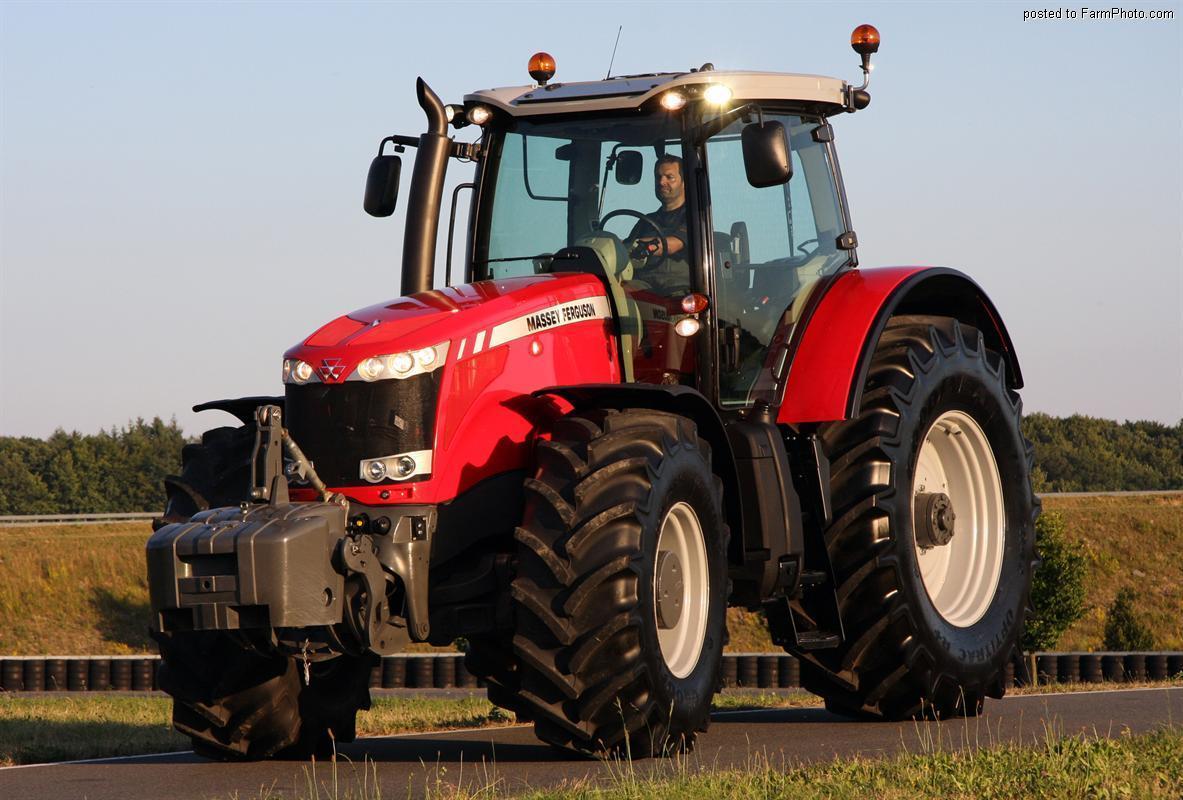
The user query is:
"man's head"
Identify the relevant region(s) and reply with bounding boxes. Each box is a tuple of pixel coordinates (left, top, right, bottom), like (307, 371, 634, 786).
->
(654, 154, 685, 211)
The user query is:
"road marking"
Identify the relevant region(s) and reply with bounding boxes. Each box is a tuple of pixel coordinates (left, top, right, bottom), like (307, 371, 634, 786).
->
(0, 750, 193, 770)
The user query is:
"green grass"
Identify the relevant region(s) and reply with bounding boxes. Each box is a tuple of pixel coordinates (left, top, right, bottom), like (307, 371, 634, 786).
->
(1, 492, 1179, 654)
(0, 694, 516, 766)
(501, 728, 1183, 800)
(232, 726, 1183, 799)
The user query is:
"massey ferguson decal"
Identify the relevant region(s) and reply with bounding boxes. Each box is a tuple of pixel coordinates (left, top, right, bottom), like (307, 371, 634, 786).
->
(484, 296, 612, 351)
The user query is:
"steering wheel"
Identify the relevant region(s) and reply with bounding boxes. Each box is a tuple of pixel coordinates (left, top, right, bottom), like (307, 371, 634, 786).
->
(596, 209, 670, 269)
(796, 238, 820, 257)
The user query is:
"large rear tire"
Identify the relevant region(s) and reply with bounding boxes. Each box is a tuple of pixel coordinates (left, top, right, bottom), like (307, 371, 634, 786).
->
(801, 317, 1037, 719)
(508, 409, 728, 756)
(154, 420, 374, 759)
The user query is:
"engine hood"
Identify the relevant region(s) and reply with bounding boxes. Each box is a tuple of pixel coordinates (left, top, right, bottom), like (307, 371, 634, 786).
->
(283, 273, 609, 381)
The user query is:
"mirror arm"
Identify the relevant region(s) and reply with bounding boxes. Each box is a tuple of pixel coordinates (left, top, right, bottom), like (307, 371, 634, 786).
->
(378, 135, 419, 155)
(598, 143, 626, 217)
(381, 134, 480, 160)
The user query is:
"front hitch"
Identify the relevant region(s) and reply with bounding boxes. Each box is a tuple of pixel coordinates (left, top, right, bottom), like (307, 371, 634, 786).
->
(146, 404, 417, 658)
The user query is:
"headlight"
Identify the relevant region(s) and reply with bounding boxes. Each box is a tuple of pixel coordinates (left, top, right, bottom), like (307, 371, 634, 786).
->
(360, 357, 384, 381)
(283, 359, 316, 384)
(359, 450, 433, 483)
(389, 352, 415, 375)
(348, 341, 450, 382)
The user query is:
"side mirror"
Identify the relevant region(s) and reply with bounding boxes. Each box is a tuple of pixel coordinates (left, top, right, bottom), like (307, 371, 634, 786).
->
(741, 121, 792, 188)
(364, 154, 402, 217)
(614, 150, 643, 185)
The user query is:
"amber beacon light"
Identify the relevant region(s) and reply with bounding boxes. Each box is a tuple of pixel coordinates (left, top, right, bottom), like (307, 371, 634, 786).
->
(528, 52, 556, 85)
(850, 24, 880, 56)
(848, 23, 880, 101)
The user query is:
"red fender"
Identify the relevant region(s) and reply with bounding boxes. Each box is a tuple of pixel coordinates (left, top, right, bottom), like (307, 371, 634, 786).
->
(776, 267, 1023, 425)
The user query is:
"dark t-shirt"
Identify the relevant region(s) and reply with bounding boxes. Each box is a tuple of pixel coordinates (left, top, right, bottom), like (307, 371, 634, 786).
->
(628, 204, 690, 293)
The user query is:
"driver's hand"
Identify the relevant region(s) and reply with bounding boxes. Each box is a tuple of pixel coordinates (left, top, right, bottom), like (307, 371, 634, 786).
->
(630, 237, 662, 259)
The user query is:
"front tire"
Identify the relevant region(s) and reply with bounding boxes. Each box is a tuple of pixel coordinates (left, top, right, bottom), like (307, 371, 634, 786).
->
(508, 409, 729, 756)
(802, 317, 1037, 719)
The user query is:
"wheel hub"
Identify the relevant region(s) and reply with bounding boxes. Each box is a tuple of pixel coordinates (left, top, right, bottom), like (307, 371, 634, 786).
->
(912, 410, 1005, 628)
(914, 492, 956, 548)
(655, 550, 685, 629)
(654, 501, 709, 678)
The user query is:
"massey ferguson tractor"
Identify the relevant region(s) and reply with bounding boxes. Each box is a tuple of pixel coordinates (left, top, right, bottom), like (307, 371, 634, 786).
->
(146, 26, 1038, 760)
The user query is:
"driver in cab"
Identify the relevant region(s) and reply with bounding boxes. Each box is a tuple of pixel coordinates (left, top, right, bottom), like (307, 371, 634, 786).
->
(629, 154, 690, 293)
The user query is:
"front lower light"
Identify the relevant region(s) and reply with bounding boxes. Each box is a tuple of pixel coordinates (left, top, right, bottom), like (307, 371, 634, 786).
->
(365, 460, 388, 482)
(359, 450, 433, 483)
(674, 317, 701, 337)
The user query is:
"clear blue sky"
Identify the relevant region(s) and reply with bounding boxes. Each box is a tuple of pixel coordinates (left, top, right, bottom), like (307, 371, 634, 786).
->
(2, 1, 1180, 437)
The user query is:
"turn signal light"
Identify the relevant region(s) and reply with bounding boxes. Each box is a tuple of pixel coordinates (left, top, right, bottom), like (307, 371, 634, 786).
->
(528, 51, 556, 85)
(851, 24, 880, 55)
(680, 293, 709, 314)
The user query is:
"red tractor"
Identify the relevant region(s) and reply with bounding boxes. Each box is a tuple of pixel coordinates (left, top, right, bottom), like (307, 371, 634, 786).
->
(147, 26, 1037, 760)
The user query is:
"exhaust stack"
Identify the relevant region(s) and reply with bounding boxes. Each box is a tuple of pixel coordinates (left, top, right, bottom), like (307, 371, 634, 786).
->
(401, 78, 451, 296)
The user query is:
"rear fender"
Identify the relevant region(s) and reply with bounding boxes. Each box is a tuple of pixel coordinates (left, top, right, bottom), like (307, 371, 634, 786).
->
(776, 267, 1023, 424)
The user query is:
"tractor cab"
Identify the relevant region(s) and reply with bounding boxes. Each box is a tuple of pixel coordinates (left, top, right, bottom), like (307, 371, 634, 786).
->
(368, 57, 868, 409)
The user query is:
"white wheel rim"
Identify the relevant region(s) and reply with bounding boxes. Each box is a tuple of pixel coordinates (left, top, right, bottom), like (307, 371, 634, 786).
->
(654, 501, 709, 678)
(912, 410, 1005, 627)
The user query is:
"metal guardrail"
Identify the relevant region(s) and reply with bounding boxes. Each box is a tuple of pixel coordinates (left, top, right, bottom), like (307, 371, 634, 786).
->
(2, 490, 1180, 526)
(0, 652, 1179, 693)
(0, 512, 158, 526)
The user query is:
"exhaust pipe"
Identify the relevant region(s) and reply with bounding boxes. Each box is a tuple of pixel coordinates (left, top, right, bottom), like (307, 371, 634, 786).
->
(400, 78, 451, 296)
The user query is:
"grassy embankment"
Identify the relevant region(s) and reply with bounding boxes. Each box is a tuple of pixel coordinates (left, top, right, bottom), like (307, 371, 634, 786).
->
(1, 493, 1180, 654)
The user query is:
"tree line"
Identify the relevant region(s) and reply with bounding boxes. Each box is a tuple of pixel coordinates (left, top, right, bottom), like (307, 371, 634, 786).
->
(1023, 413, 1183, 492)
(0, 413, 1179, 514)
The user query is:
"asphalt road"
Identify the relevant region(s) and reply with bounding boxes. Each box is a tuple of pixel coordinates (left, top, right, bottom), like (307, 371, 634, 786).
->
(2, 688, 1180, 800)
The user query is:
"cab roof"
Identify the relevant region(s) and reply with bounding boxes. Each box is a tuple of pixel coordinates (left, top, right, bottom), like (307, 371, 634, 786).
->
(464, 70, 848, 117)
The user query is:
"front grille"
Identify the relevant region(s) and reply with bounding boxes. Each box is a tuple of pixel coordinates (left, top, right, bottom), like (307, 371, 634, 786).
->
(285, 373, 440, 487)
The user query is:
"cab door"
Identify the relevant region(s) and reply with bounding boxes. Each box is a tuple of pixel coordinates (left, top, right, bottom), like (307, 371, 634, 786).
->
(703, 113, 851, 408)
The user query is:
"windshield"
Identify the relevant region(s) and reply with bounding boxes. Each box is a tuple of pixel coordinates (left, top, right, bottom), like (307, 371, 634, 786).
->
(473, 114, 685, 280)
